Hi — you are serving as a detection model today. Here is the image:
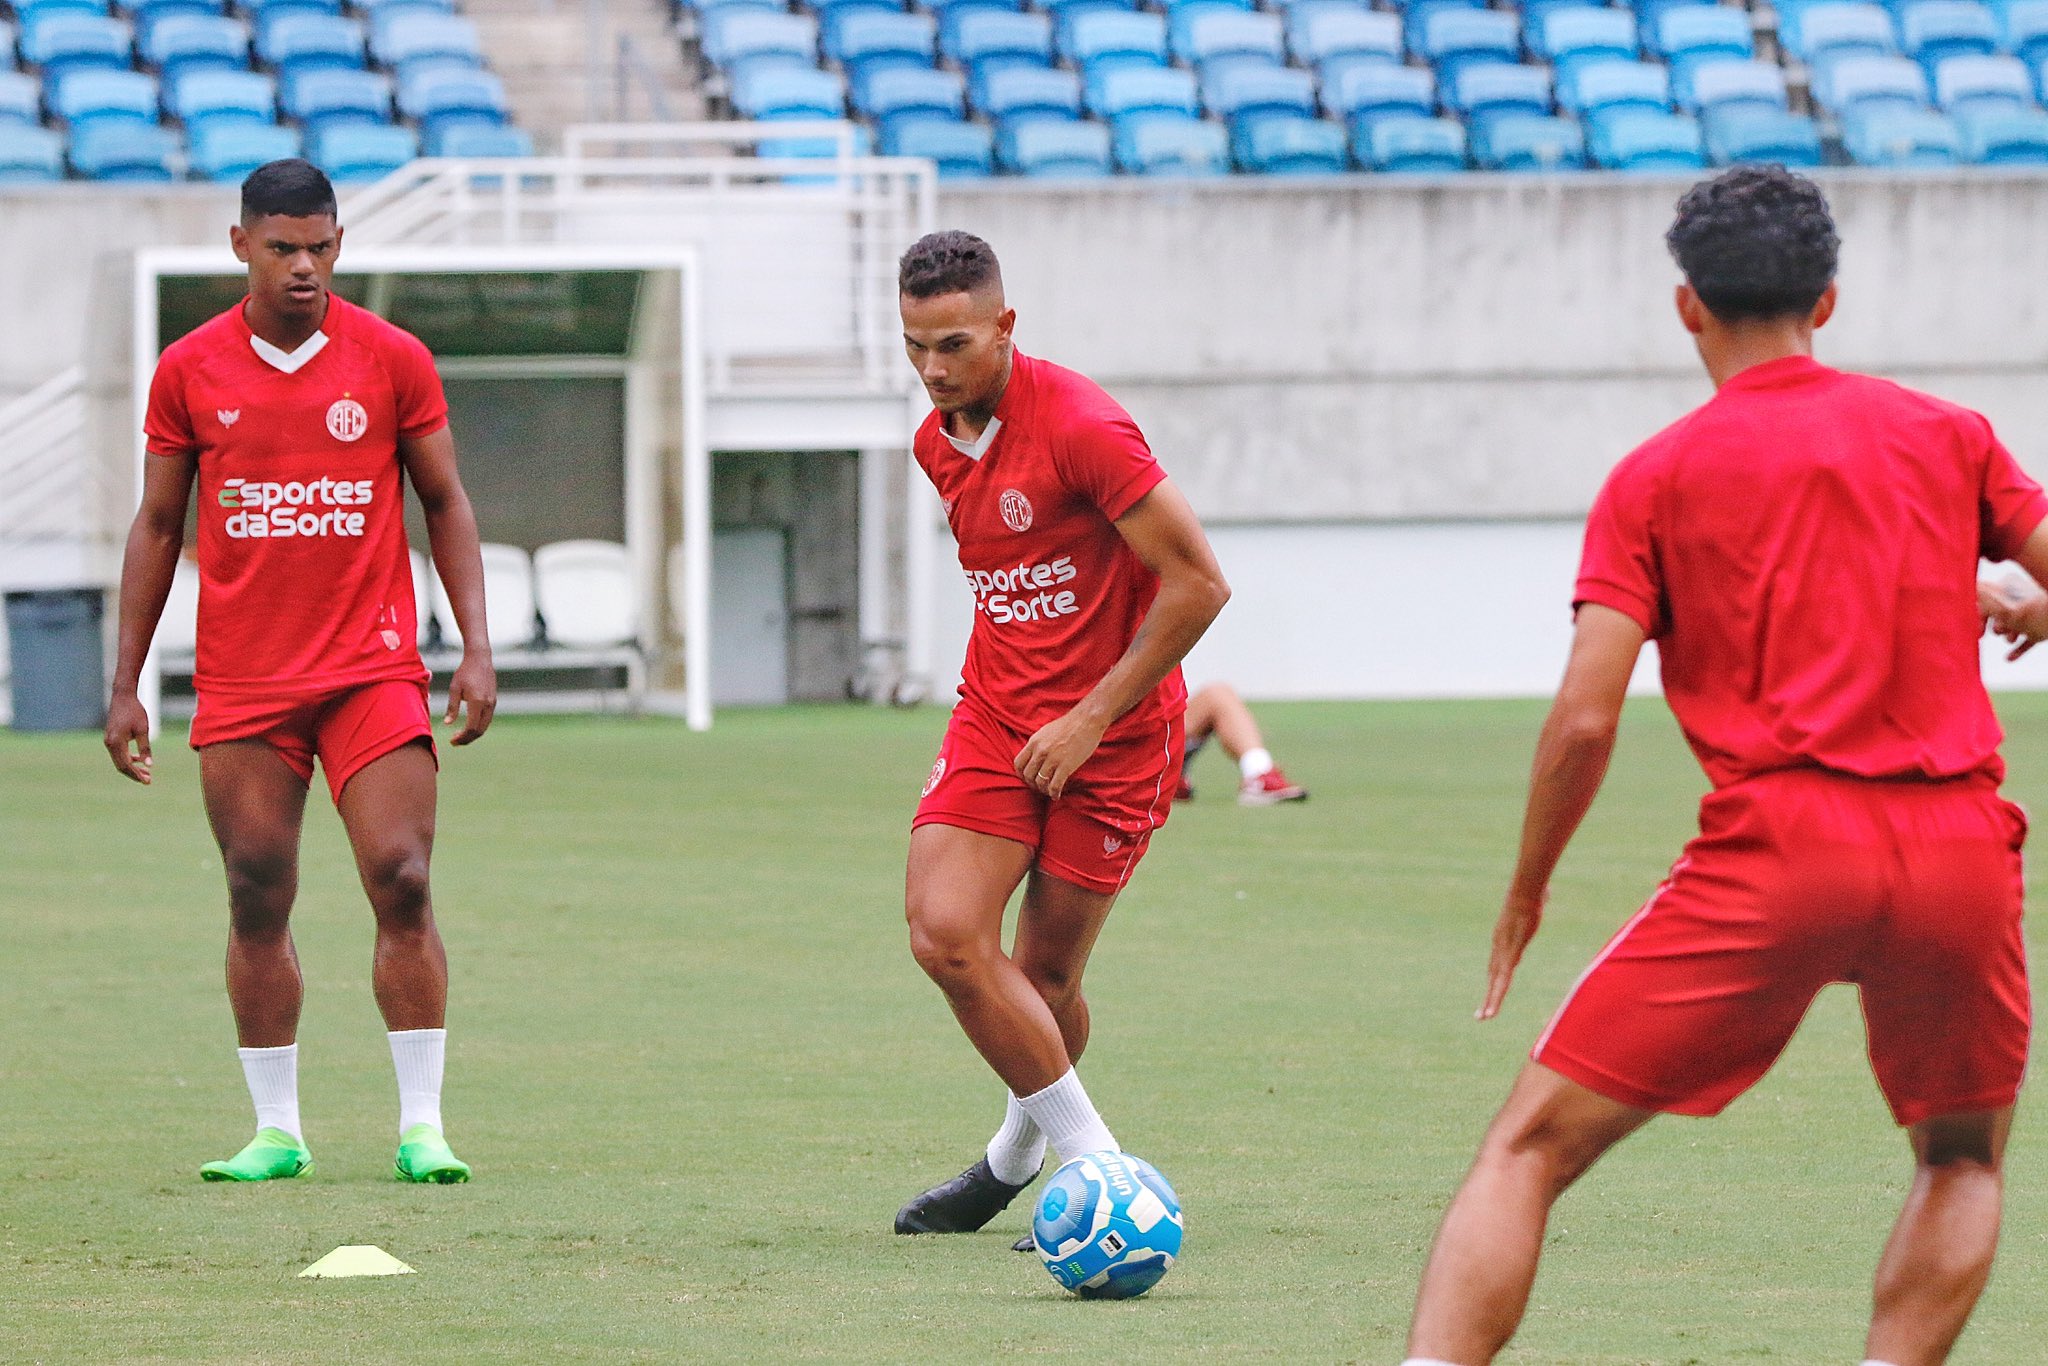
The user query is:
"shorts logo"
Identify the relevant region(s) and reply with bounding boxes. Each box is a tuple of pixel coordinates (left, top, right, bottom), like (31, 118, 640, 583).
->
(942, 497, 955, 517)
(922, 755, 947, 797)
(1103, 834, 1124, 855)
(326, 397, 369, 442)
(379, 629, 402, 650)
(999, 489, 1033, 533)
(217, 409, 240, 427)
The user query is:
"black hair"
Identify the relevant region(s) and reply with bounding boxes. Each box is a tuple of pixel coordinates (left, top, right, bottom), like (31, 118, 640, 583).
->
(898, 230, 1002, 299)
(240, 159, 337, 223)
(1665, 166, 1839, 323)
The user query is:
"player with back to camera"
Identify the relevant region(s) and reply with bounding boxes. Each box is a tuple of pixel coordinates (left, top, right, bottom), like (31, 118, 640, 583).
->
(1400, 166, 2044, 1366)
(104, 159, 495, 1185)
(891, 231, 1231, 1247)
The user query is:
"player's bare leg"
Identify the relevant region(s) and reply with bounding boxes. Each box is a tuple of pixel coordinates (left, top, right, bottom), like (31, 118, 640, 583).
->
(1863, 1107, 2012, 1366)
(336, 739, 468, 1183)
(1407, 1063, 1653, 1365)
(1184, 683, 1305, 804)
(197, 741, 315, 1180)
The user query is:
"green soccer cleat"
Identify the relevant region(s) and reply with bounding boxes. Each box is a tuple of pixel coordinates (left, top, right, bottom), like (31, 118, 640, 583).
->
(200, 1128, 314, 1182)
(394, 1123, 471, 1184)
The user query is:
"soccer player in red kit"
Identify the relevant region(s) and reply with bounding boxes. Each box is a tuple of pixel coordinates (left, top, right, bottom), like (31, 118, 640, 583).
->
(104, 160, 495, 1184)
(890, 232, 1230, 1242)
(1403, 167, 2041, 1366)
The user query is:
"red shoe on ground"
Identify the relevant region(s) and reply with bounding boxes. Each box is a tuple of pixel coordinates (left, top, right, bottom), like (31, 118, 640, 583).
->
(1174, 769, 1195, 801)
(1238, 768, 1308, 805)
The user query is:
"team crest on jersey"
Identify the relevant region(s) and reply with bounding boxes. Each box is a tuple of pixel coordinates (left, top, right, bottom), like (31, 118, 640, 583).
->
(217, 409, 240, 427)
(326, 397, 369, 442)
(922, 755, 947, 797)
(999, 488, 1033, 533)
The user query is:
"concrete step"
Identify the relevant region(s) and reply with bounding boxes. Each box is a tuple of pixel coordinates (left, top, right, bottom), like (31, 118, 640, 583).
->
(470, 0, 706, 147)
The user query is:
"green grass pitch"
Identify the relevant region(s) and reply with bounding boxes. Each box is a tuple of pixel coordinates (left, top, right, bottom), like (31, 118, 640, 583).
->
(2, 698, 2044, 1363)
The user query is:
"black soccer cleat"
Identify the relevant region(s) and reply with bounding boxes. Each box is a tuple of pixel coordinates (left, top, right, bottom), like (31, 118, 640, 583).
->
(894, 1157, 1039, 1234)
(1012, 1233, 1035, 1253)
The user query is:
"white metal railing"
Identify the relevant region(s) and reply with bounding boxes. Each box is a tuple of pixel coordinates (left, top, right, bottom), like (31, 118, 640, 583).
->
(0, 365, 91, 547)
(341, 123, 936, 397)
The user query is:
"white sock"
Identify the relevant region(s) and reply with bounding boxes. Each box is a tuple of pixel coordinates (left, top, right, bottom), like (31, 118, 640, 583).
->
(985, 1093, 1048, 1185)
(1016, 1068, 1116, 1162)
(1239, 746, 1275, 781)
(237, 1044, 301, 1142)
(388, 1028, 446, 1135)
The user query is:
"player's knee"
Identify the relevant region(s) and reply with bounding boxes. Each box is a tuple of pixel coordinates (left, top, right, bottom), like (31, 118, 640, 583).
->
(1020, 958, 1081, 1011)
(362, 846, 432, 920)
(222, 847, 294, 925)
(906, 914, 987, 986)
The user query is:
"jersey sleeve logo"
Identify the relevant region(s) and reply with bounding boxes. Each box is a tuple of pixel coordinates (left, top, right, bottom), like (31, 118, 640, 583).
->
(217, 409, 240, 427)
(326, 397, 369, 442)
(922, 755, 947, 797)
(999, 489, 1034, 533)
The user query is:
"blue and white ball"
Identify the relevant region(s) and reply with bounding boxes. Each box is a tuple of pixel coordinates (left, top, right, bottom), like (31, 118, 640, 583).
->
(1030, 1150, 1183, 1300)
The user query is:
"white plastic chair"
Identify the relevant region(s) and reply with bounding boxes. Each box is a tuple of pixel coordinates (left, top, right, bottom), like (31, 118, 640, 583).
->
(533, 539, 637, 648)
(158, 556, 201, 657)
(431, 541, 537, 649)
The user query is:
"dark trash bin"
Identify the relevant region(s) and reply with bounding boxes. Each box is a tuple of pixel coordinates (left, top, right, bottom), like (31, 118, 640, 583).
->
(5, 588, 106, 732)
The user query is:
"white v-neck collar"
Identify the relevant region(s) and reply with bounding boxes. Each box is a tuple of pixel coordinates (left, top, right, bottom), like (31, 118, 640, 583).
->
(942, 415, 1001, 462)
(250, 330, 330, 374)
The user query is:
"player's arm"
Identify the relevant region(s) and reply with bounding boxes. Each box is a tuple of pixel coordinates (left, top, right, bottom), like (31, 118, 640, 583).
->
(1015, 478, 1230, 797)
(1981, 518, 2048, 659)
(104, 450, 198, 784)
(1478, 603, 1646, 1021)
(400, 425, 496, 744)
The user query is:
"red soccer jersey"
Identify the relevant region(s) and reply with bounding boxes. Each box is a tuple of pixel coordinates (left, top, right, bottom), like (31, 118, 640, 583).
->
(144, 294, 448, 698)
(1576, 355, 2048, 788)
(915, 351, 1183, 742)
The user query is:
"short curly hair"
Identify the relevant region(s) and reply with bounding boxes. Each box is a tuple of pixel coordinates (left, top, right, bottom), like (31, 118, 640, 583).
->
(1665, 167, 1838, 323)
(899, 230, 1002, 299)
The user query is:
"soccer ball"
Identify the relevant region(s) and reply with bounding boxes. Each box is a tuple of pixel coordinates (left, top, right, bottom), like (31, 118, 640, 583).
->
(1030, 1150, 1183, 1300)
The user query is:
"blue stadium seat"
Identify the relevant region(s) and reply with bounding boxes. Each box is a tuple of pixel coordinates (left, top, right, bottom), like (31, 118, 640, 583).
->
(1781, 2, 1896, 64)
(1401, 0, 1485, 52)
(2002, 0, 2048, 65)
(1113, 111, 1227, 171)
(1842, 103, 1960, 161)
(369, 12, 483, 75)
(0, 123, 65, 181)
(1175, 8, 1285, 70)
(1065, 10, 1168, 70)
(731, 64, 845, 118)
(307, 119, 416, 180)
(1230, 111, 1347, 171)
(20, 14, 132, 79)
(1649, 3, 1752, 83)
(1358, 113, 1467, 170)
(1954, 102, 2048, 158)
(1814, 54, 1930, 112)
(854, 65, 966, 136)
(15, 0, 108, 20)
(1469, 111, 1586, 168)
(997, 115, 1112, 174)
(1325, 61, 1435, 122)
(425, 121, 534, 157)
(140, 15, 249, 78)
(50, 68, 158, 128)
(1445, 62, 1552, 133)
(69, 119, 179, 178)
(1087, 63, 1198, 119)
(1898, 0, 1998, 74)
(946, 10, 1053, 79)
(1675, 57, 1788, 113)
(189, 119, 300, 178)
(829, 11, 938, 83)
(257, 13, 366, 73)
(282, 67, 394, 130)
(398, 65, 507, 138)
(166, 69, 276, 136)
(925, 0, 1023, 31)
(126, 0, 226, 22)
(1587, 107, 1703, 167)
(2037, 52, 2048, 101)
(1701, 104, 1823, 163)
(977, 63, 1082, 125)
(1287, 6, 1400, 68)
(246, 0, 344, 18)
(1558, 59, 1671, 123)
(881, 116, 995, 176)
(0, 20, 14, 67)
(1203, 62, 1316, 120)
(1934, 52, 2034, 111)
(1040, 0, 1140, 28)
(1420, 8, 1521, 79)
(0, 72, 41, 125)
(813, 0, 900, 39)
(703, 11, 817, 71)
(1532, 7, 1638, 84)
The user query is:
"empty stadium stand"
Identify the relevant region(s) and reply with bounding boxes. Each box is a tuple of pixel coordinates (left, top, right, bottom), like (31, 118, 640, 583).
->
(0, 0, 525, 182)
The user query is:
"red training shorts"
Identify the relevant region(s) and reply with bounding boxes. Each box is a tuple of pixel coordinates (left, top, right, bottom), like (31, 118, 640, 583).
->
(190, 679, 436, 804)
(1535, 768, 2030, 1127)
(913, 700, 1183, 895)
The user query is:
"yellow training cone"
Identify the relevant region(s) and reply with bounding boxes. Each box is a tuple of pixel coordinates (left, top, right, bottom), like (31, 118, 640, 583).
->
(299, 1245, 416, 1278)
